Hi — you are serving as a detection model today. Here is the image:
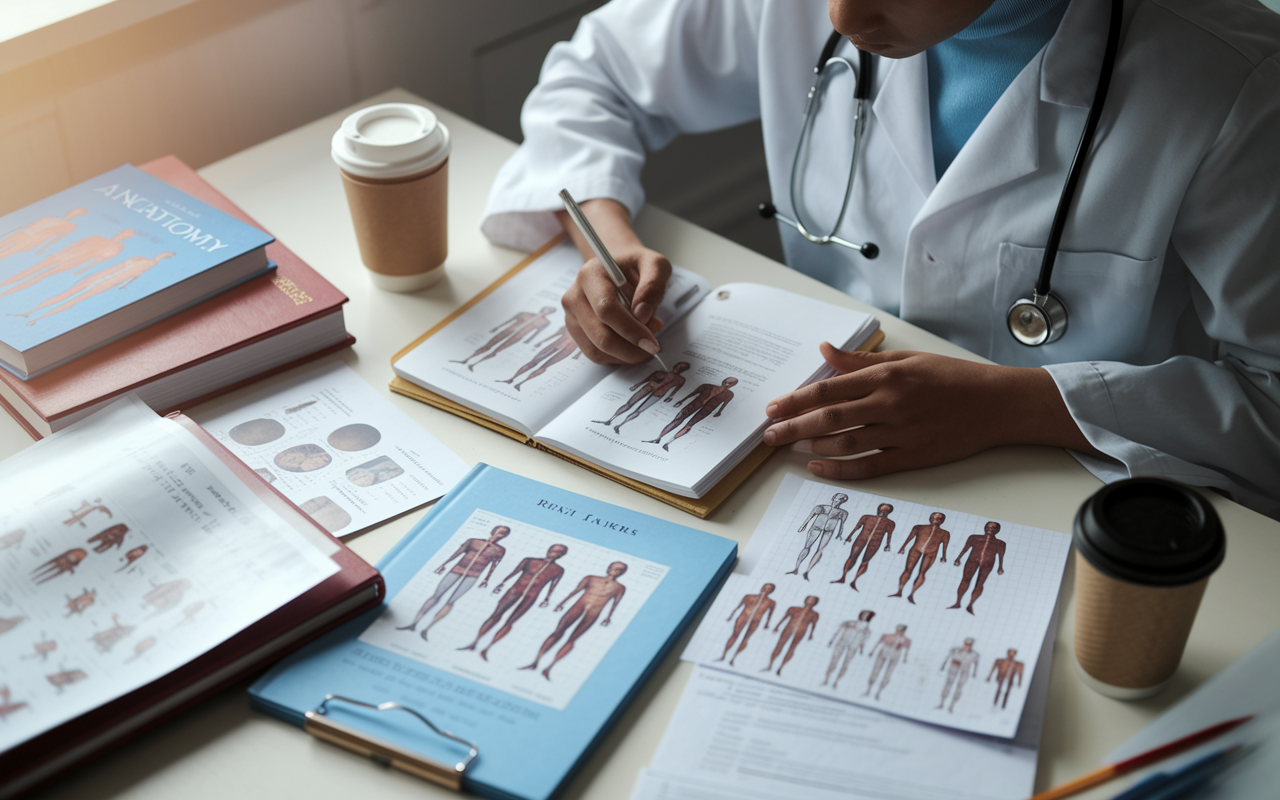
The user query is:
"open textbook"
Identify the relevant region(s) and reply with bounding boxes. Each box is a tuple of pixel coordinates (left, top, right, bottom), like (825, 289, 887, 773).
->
(391, 240, 881, 514)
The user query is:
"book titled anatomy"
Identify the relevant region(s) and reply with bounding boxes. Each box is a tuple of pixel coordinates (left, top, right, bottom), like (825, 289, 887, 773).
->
(0, 164, 274, 378)
(393, 242, 880, 499)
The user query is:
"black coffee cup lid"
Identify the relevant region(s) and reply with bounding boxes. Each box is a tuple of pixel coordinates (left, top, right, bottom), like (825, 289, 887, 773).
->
(1074, 478, 1225, 586)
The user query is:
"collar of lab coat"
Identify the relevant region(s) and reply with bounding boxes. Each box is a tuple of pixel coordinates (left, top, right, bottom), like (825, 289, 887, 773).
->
(872, 0, 1115, 217)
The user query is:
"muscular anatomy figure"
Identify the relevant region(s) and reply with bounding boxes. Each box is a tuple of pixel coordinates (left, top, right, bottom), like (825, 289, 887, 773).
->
(938, 638, 980, 712)
(718, 582, 776, 666)
(988, 648, 1024, 709)
(522, 561, 627, 679)
(823, 609, 874, 689)
(949, 522, 1006, 615)
(761, 595, 819, 676)
(594, 362, 690, 433)
(643, 377, 737, 451)
(397, 526, 509, 641)
(460, 544, 567, 659)
(497, 326, 581, 390)
(0, 230, 135, 297)
(889, 512, 951, 604)
(832, 503, 895, 590)
(788, 493, 849, 580)
(9, 252, 174, 323)
(0, 208, 86, 261)
(865, 624, 911, 700)
(451, 306, 556, 371)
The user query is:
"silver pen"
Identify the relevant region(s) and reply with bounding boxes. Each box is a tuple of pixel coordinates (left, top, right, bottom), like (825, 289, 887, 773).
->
(559, 188, 668, 370)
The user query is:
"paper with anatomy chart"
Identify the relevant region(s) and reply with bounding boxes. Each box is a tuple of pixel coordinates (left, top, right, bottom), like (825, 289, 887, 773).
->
(358, 508, 669, 711)
(681, 474, 1070, 738)
(0, 396, 337, 753)
(196, 361, 469, 537)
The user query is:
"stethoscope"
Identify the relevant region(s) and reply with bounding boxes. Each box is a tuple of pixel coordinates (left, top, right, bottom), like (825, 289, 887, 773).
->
(760, 0, 1123, 347)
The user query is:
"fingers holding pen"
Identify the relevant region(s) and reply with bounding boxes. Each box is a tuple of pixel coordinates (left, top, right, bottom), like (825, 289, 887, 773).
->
(563, 257, 662, 364)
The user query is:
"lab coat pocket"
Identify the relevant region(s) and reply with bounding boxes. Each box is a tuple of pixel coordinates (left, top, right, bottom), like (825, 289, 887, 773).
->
(991, 243, 1165, 367)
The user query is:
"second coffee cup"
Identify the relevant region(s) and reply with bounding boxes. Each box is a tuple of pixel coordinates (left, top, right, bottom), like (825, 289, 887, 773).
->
(332, 102, 450, 291)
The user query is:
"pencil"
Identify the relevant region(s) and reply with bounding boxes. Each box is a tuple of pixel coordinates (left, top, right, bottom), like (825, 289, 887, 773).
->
(1027, 715, 1252, 800)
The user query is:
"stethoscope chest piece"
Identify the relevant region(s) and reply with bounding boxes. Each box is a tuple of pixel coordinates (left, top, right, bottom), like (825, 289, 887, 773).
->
(1007, 292, 1068, 346)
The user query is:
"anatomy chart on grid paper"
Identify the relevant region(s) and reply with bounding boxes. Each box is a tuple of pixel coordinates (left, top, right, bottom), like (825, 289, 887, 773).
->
(359, 508, 668, 711)
(682, 474, 1070, 738)
(0, 398, 337, 752)
(198, 361, 469, 537)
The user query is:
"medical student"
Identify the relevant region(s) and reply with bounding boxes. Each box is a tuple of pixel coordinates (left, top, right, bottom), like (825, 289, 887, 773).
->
(480, 0, 1280, 517)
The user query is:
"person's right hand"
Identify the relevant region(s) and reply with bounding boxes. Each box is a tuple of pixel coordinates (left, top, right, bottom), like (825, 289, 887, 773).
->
(556, 199, 671, 364)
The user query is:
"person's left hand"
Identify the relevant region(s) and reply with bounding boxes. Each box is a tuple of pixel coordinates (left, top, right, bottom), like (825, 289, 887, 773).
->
(762, 343, 1096, 480)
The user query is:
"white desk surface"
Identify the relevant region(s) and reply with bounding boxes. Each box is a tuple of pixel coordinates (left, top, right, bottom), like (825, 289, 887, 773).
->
(11, 88, 1280, 800)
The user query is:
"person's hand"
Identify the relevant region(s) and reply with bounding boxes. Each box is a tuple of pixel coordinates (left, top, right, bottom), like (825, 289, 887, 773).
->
(478, 580, 488, 588)
(557, 198, 670, 364)
(998, 567, 1005, 575)
(434, 565, 445, 574)
(492, 584, 504, 595)
(762, 343, 1098, 480)
(954, 558, 961, 566)
(601, 618, 612, 627)
(539, 599, 550, 608)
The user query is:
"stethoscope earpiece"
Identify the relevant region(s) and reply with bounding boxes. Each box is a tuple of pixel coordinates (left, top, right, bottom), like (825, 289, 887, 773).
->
(1007, 292, 1068, 346)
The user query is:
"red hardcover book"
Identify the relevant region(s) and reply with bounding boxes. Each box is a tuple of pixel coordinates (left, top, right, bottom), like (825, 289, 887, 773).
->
(0, 411, 384, 799)
(0, 156, 354, 438)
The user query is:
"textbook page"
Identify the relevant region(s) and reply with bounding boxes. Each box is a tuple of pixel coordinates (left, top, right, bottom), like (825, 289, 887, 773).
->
(0, 397, 337, 753)
(536, 285, 877, 497)
(393, 242, 711, 435)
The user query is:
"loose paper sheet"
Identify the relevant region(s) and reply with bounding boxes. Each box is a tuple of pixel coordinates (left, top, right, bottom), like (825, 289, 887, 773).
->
(196, 361, 469, 537)
(681, 474, 1070, 738)
(0, 397, 337, 752)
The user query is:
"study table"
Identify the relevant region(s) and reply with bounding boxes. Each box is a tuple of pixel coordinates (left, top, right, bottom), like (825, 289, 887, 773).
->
(5, 88, 1279, 800)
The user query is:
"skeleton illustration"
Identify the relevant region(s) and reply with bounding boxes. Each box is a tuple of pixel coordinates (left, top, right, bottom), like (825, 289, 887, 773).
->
(116, 545, 148, 571)
(451, 306, 556, 371)
(459, 544, 567, 660)
(88, 524, 129, 553)
(865, 624, 911, 700)
(397, 526, 509, 641)
(90, 614, 135, 653)
(0, 616, 24, 635)
(143, 579, 192, 613)
(938, 638, 981, 712)
(949, 522, 1007, 615)
(32, 548, 88, 584)
(63, 500, 112, 527)
(643, 378, 738, 451)
(788, 493, 849, 580)
(0, 528, 26, 550)
(761, 596, 820, 677)
(890, 512, 951, 604)
(988, 649, 1025, 709)
(125, 637, 157, 663)
(0, 686, 30, 720)
(832, 504, 895, 590)
(64, 588, 96, 617)
(718, 583, 776, 666)
(497, 326, 582, 390)
(521, 562, 627, 680)
(46, 668, 88, 692)
(823, 610, 875, 689)
(594, 362, 690, 433)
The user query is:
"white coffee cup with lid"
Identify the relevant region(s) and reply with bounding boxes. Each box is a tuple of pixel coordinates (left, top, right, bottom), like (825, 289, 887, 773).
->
(332, 103, 451, 291)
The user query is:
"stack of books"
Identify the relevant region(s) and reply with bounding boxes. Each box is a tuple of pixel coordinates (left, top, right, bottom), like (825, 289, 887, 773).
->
(0, 157, 354, 437)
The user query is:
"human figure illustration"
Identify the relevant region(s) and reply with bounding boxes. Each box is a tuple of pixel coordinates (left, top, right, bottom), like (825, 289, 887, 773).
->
(831, 503, 895, 590)
(718, 582, 776, 666)
(0, 230, 135, 298)
(988, 648, 1024, 709)
(521, 561, 627, 680)
(889, 512, 951, 603)
(9, 251, 174, 324)
(62, 500, 111, 527)
(594, 361, 690, 433)
(396, 526, 510, 641)
(0, 208, 86, 262)
(823, 609, 874, 689)
(450, 306, 556, 371)
(938, 637, 981, 712)
(459, 543, 568, 660)
(497, 326, 582, 390)
(865, 624, 910, 700)
(948, 522, 1007, 615)
(643, 377, 738, 451)
(787, 492, 849, 579)
(0, 686, 29, 720)
(761, 595, 820, 676)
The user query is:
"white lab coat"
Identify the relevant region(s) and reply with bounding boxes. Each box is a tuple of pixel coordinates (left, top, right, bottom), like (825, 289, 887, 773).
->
(481, 0, 1280, 518)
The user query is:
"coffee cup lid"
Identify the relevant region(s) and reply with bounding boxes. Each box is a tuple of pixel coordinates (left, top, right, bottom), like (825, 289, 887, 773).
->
(332, 103, 450, 179)
(1074, 478, 1224, 586)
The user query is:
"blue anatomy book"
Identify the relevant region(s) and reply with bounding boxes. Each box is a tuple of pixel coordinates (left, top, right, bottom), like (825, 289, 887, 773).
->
(0, 164, 274, 378)
(249, 464, 737, 800)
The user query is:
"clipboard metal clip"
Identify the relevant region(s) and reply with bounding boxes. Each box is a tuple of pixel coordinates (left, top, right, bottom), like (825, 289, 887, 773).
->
(304, 694, 479, 791)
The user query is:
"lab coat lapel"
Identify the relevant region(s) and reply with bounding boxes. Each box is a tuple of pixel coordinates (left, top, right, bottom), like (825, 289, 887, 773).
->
(871, 54, 936, 198)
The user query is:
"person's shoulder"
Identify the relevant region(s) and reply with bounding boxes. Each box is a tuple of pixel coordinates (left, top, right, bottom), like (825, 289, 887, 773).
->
(1142, 0, 1280, 68)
